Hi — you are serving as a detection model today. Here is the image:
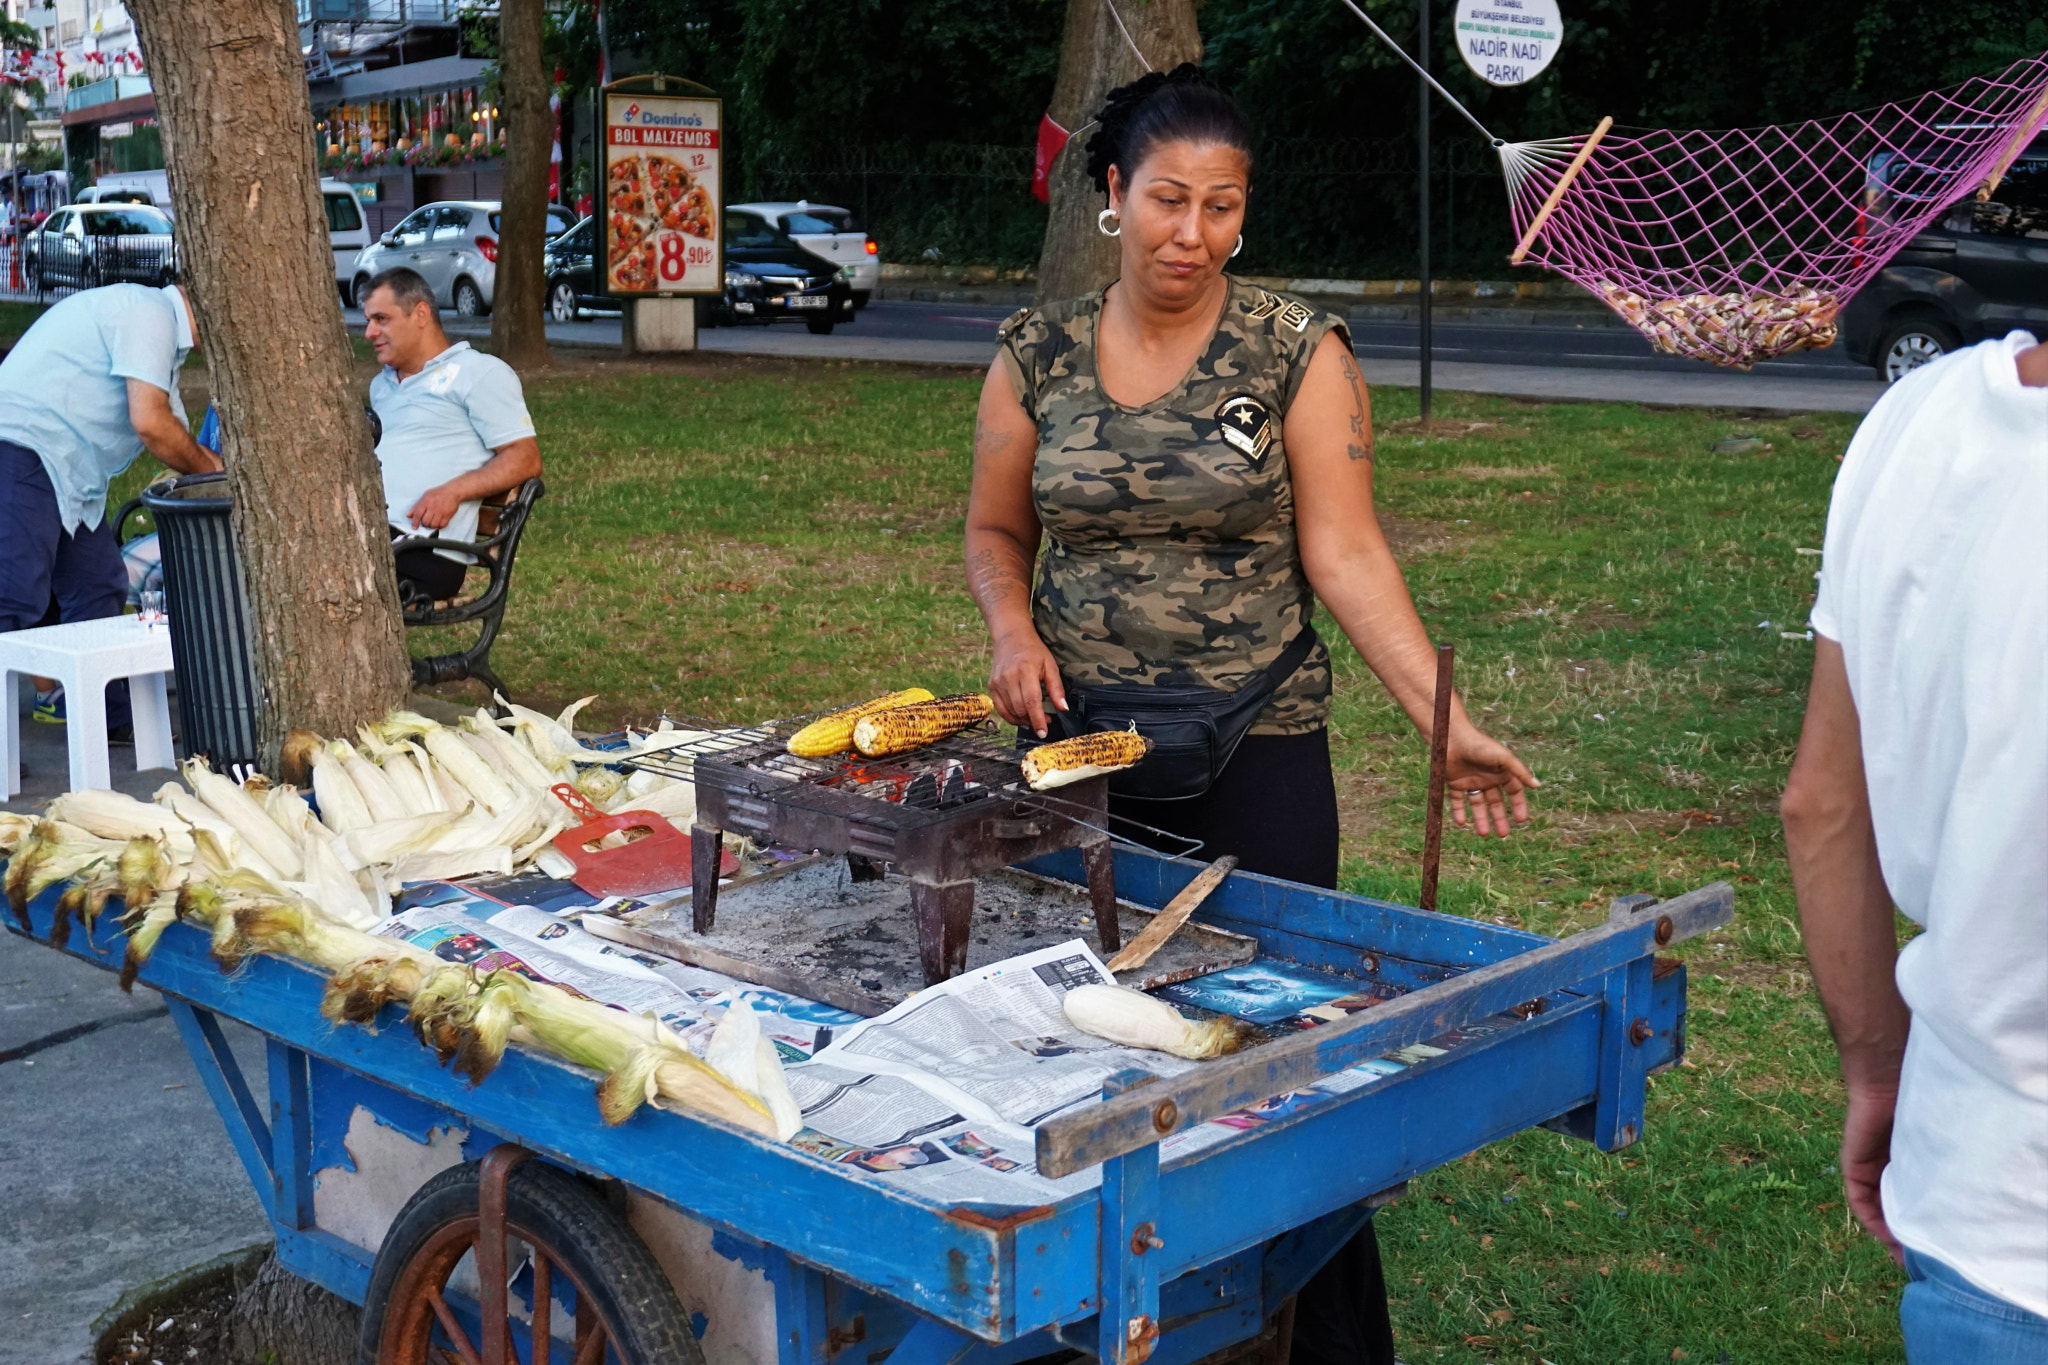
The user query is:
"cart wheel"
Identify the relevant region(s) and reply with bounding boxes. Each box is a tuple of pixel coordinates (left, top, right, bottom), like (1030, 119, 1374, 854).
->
(358, 1156, 702, 1365)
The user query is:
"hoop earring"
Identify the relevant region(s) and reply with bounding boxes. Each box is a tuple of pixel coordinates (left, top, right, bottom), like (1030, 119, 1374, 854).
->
(1097, 208, 1121, 238)
(1232, 235, 1243, 258)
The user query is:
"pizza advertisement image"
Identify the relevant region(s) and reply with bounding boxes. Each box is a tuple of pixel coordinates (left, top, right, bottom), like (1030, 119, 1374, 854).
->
(601, 83, 722, 296)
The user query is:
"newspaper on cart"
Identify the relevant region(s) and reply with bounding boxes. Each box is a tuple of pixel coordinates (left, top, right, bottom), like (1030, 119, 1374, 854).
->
(371, 885, 1443, 1206)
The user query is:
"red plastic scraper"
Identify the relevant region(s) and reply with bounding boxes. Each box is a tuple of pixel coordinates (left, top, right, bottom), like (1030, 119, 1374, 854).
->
(548, 783, 735, 897)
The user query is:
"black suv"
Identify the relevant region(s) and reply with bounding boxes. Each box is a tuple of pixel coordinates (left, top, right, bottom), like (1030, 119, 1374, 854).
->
(543, 209, 855, 333)
(1841, 134, 2048, 382)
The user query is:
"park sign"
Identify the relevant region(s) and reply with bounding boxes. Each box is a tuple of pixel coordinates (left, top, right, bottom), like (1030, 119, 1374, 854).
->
(601, 76, 722, 297)
(1455, 0, 1563, 87)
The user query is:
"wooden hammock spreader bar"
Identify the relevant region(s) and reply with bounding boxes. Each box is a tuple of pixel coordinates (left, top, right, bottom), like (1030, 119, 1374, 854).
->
(1510, 115, 1614, 266)
(1978, 83, 2048, 201)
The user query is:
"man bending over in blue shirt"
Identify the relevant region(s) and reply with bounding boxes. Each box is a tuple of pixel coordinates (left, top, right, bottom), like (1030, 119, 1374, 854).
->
(359, 267, 541, 605)
(0, 280, 220, 735)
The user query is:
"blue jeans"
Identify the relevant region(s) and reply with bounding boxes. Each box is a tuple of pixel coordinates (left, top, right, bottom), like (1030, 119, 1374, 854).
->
(1902, 1248, 2048, 1364)
(0, 440, 131, 727)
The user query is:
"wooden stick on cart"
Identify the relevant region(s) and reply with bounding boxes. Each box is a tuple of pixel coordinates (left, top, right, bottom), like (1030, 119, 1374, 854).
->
(1105, 854, 1238, 974)
(1420, 643, 1454, 913)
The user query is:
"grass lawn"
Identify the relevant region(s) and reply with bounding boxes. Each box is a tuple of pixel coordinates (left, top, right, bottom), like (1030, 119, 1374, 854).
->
(121, 352, 1897, 1362)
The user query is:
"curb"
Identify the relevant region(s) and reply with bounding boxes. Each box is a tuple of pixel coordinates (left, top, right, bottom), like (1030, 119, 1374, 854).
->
(87, 1240, 272, 1364)
(871, 283, 1628, 329)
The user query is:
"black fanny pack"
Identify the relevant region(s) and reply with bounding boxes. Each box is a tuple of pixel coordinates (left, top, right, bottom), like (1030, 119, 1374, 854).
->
(1042, 626, 1320, 801)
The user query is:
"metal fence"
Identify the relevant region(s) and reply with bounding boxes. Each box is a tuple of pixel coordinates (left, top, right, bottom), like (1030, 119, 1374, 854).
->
(743, 137, 1517, 276)
(0, 238, 178, 302)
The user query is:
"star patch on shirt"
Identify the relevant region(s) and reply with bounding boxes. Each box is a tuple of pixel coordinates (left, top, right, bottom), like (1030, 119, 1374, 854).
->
(1217, 394, 1274, 466)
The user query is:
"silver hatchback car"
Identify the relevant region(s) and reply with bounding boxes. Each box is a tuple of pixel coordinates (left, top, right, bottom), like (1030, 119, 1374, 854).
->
(350, 200, 577, 315)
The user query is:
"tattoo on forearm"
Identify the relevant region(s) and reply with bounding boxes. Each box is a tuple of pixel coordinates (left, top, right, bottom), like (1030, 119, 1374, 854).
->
(1347, 441, 1374, 463)
(967, 545, 1028, 608)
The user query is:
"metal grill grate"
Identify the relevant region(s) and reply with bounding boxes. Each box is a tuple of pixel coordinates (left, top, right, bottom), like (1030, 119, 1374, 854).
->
(622, 713, 1038, 832)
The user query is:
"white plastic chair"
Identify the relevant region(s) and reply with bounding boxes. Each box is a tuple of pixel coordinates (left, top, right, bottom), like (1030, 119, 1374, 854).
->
(1, 616, 176, 796)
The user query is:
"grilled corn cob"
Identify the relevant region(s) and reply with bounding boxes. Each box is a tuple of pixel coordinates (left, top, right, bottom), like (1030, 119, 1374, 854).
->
(1021, 728, 1151, 791)
(850, 693, 994, 758)
(787, 688, 937, 757)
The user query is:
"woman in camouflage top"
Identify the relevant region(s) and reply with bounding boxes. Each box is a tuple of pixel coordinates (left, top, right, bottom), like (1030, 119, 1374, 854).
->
(970, 69, 1542, 1363)
(966, 66, 1537, 892)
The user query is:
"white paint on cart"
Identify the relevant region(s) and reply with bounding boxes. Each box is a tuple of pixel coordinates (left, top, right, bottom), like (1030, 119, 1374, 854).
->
(629, 1191, 782, 1365)
(309, 1103, 781, 1364)
(313, 1106, 468, 1255)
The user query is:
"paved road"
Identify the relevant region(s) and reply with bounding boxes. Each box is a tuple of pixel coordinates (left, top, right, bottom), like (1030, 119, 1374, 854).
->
(2, 699, 270, 1364)
(369, 298, 1887, 413)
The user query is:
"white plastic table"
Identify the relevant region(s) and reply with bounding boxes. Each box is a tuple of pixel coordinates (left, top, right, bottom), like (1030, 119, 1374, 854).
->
(1, 616, 176, 796)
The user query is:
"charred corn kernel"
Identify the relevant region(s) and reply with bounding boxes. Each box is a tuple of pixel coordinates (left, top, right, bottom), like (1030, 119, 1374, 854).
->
(787, 688, 937, 757)
(1021, 729, 1151, 791)
(850, 694, 994, 758)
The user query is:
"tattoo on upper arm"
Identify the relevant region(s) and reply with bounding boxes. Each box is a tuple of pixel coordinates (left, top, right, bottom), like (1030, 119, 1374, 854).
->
(1336, 348, 1371, 462)
(974, 414, 1017, 457)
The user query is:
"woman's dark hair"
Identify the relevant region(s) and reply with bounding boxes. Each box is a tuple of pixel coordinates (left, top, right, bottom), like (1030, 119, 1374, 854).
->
(1085, 63, 1253, 196)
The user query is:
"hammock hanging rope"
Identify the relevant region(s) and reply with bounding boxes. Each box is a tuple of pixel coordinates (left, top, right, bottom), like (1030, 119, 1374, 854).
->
(1334, 1, 2047, 369)
(1496, 57, 2048, 368)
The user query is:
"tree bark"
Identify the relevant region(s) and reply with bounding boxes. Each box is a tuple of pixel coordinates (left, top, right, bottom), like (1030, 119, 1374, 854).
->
(1033, 0, 1201, 305)
(490, 0, 553, 368)
(223, 1249, 360, 1365)
(129, 0, 411, 772)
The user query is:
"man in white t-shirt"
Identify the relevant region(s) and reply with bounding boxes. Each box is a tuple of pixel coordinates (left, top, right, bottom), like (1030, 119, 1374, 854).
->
(1782, 330, 2047, 1362)
(360, 267, 541, 605)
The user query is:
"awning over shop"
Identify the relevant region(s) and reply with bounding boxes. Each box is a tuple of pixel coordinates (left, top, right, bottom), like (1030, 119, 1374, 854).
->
(310, 55, 490, 110)
(61, 92, 156, 129)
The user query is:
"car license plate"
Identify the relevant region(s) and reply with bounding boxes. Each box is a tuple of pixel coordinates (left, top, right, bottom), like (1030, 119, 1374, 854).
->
(784, 294, 828, 309)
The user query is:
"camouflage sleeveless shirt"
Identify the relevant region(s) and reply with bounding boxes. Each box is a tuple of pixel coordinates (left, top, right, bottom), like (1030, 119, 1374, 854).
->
(996, 276, 1351, 734)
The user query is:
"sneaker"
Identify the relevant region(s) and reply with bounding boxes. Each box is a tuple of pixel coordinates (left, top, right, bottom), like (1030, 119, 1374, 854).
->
(30, 685, 63, 725)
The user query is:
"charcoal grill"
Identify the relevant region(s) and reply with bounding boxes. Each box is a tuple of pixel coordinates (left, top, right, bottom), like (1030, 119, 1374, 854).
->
(624, 716, 1120, 983)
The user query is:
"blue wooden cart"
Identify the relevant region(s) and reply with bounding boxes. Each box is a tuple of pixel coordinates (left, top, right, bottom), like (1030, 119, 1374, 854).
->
(9, 847, 1729, 1365)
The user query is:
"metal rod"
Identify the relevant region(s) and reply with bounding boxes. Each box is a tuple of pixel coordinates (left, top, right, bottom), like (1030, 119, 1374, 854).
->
(1420, 643, 1453, 912)
(1418, 0, 1433, 423)
(1335, 0, 1501, 145)
(1510, 116, 1614, 265)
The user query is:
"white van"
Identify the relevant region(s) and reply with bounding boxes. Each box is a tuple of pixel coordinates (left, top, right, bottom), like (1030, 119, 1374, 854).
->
(321, 178, 371, 305)
(83, 170, 171, 210)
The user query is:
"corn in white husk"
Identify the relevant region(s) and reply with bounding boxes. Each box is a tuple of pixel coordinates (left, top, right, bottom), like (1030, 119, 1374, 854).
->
(1595, 281, 1839, 369)
(0, 697, 792, 1138)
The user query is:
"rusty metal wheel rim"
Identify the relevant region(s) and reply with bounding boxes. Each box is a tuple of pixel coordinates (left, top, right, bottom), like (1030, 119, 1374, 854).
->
(377, 1213, 625, 1365)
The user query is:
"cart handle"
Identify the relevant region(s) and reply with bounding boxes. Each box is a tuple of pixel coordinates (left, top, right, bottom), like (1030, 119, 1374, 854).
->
(1035, 879, 1734, 1178)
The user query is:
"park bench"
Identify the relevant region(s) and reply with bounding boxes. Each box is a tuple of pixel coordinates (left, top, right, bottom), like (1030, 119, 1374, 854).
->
(113, 475, 545, 709)
(390, 476, 547, 703)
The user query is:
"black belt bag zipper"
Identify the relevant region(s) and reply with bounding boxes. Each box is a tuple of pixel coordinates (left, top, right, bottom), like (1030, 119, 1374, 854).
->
(1040, 626, 1321, 801)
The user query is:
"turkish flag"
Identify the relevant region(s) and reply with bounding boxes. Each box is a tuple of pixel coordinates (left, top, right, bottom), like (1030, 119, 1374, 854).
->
(1031, 112, 1071, 203)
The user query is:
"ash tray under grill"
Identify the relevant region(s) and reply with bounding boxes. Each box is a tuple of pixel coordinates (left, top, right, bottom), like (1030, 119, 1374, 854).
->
(596, 860, 1258, 1013)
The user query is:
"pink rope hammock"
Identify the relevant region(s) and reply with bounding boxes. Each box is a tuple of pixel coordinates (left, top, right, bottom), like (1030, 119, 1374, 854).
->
(1499, 56, 2048, 368)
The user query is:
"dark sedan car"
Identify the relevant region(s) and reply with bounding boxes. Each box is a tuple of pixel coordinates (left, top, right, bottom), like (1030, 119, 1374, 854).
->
(1841, 135, 2048, 382)
(544, 209, 855, 332)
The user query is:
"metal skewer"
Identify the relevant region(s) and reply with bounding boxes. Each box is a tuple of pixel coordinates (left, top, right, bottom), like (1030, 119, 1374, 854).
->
(1420, 643, 1454, 913)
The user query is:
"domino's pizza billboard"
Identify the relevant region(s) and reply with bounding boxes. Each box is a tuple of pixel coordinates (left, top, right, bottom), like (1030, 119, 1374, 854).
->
(601, 79, 722, 296)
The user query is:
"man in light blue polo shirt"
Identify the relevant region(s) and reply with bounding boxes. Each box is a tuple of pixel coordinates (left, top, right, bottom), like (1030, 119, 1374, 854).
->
(0, 281, 220, 734)
(361, 267, 541, 604)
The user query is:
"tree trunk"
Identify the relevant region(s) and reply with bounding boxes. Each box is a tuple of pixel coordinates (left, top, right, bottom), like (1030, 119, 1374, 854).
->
(223, 1249, 360, 1365)
(490, 0, 553, 368)
(129, 0, 411, 772)
(1033, 0, 1201, 305)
